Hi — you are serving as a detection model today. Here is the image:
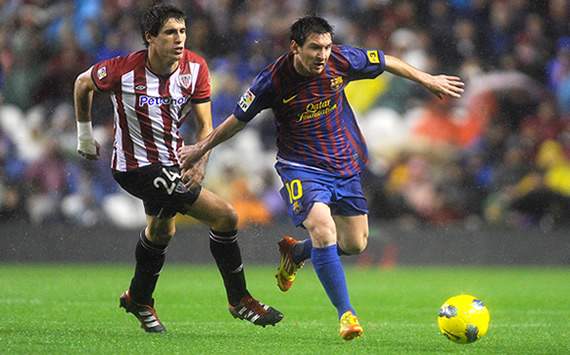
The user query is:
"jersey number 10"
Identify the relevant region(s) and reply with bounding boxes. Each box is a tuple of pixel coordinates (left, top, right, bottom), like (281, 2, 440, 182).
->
(285, 179, 303, 204)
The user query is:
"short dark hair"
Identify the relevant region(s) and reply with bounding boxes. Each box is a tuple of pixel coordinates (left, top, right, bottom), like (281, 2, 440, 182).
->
(140, 3, 186, 47)
(290, 16, 334, 46)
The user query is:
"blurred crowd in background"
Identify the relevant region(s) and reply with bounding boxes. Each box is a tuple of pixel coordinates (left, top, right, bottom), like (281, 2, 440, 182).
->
(0, 0, 569, 230)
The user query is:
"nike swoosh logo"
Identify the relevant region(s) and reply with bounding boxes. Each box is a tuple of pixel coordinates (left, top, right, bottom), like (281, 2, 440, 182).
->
(282, 95, 298, 104)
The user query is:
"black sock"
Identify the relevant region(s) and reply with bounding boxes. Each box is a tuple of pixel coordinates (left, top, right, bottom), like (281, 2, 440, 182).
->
(209, 230, 248, 306)
(129, 230, 167, 305)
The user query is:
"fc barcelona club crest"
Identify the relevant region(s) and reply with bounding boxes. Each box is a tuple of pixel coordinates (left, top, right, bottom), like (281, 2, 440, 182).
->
(179, 74, 192, 89)
(330, 76, 343, 90)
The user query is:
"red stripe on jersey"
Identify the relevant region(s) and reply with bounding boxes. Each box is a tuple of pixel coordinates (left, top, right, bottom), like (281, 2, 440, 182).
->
(115, 91, 138, 170)
(134, 66, 159, 163)
(281, 57, 310, 164)
(176, 110, 187, 151)
(314, 73, 333, 168)
(325, 59, 346, 162)
(329, 52, 364, 175)
(158, 77, 176, 162)
(343, 117, 366, 174)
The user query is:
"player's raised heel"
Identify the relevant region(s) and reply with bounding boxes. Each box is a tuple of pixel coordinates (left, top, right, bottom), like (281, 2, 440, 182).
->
(119, 290, 166, 333)
(339, 311, 363, 341)
(228, 295, 284, 327)
(276, 235, 304, 292)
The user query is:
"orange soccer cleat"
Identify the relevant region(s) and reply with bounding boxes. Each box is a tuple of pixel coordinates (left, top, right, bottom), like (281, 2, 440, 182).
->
(275, 236, 304, 292)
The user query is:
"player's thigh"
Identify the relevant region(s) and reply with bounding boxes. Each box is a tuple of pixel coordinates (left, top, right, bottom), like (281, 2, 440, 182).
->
(184, 188, 238, 231)
(276, 164, 333, 228)
(333, 214, 369, 254)
(303, 202, 337, 247)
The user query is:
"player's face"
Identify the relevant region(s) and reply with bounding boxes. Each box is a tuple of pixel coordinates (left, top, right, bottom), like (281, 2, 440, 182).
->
(148, 18, 186, 61)
(292, 32, 332, 76)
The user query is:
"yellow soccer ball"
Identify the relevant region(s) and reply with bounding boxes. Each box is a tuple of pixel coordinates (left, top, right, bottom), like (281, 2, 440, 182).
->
(437, 294, 490, 344)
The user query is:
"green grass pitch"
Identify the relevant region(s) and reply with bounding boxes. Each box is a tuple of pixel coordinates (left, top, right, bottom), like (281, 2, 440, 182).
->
(1, 264, 569, 354)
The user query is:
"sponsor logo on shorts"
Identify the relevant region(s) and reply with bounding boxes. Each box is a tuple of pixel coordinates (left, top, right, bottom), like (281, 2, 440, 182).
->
(175, 181, 188, 194)
(292, 201, 303, 214)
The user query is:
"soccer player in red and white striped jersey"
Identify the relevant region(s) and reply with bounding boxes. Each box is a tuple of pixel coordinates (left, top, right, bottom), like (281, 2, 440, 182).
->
(73, 3, 282, 333)
(90, 39, 209, 172)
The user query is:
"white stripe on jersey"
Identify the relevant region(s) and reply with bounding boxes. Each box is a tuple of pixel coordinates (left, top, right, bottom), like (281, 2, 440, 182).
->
(168, 70, 183, 164)
(121, 70, 150, 166)
(144, 70, 174, 166)
(110, 94, 126, 171)
(188, 62, 200, 95)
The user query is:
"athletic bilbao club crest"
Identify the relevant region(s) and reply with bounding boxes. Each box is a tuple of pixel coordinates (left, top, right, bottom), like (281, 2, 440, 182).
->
(179, 74, 192, 89)
(330, 76, 343, 90)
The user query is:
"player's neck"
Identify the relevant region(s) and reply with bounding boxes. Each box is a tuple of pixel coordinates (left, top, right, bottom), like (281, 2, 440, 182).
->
(147, 50, 179, 76)
(292, 56, 312, 77)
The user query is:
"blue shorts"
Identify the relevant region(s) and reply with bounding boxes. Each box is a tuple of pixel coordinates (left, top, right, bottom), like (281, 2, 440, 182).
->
(275, 162, 368, 227)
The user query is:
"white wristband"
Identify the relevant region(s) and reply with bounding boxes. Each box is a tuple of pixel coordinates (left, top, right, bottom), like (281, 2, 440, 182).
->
(77, 121, 97, 155)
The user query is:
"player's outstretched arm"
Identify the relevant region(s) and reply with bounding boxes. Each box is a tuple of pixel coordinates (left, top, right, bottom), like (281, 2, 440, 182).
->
(181, 101, 214, 187)
(74, 67, 100, 160)
(178, 114, 246, 170)
(384, 55, 464, 99)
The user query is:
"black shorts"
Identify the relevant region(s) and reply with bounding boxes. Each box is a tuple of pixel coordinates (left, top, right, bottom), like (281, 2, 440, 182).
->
(112, 164, 201, 218)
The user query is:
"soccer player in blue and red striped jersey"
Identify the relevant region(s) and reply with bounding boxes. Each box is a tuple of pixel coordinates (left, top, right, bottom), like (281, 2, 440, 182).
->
(179, 16, 464, 340)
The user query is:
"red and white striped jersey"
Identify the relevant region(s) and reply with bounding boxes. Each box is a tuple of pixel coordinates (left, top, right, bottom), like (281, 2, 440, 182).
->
(91, 49, 211, 171)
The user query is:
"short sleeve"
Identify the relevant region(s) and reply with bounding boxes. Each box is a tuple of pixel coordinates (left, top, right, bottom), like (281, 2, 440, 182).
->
(191, 58, 211, 103)
(339, 45, 385, 81)
(91, 56, 124, 92)
(233, 69, 274, 122)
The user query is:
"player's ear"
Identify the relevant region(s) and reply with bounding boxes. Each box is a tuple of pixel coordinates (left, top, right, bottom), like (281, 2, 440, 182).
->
(290, 40, 300, 54)
(145, 32, 153, 45)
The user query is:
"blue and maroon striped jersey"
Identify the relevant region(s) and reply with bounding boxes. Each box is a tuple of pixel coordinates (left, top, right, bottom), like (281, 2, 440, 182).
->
(233, 44, 385, 177)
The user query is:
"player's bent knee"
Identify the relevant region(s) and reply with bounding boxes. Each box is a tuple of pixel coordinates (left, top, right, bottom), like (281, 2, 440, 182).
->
(147, 232, 175, 245)
(147, 223, 176, 245)
(212, 203, 239, 231)
(354, 238, 368, 254)
(306, 222, 336, 246)
(340, 235, 368, 255)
